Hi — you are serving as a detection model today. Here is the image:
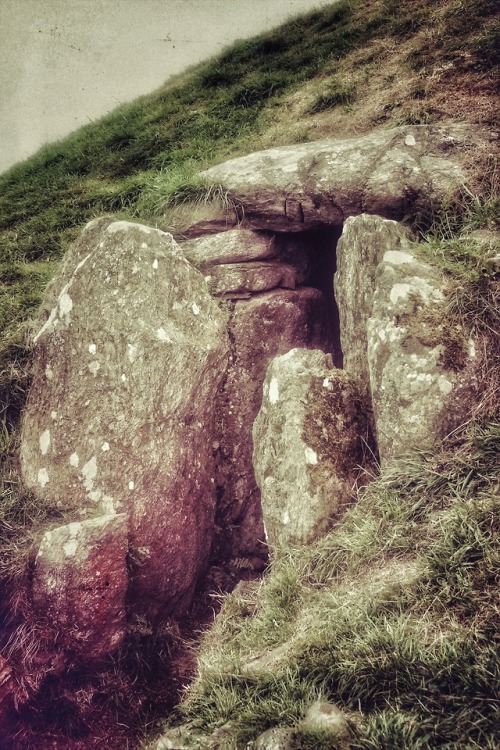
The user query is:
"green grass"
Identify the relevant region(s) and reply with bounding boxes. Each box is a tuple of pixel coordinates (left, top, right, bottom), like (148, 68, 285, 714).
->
(308, 79, 358, 113)
(166, 422, 499, 750)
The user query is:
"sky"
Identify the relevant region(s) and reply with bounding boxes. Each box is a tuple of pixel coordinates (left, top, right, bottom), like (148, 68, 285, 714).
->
(0, 0, 336, 174)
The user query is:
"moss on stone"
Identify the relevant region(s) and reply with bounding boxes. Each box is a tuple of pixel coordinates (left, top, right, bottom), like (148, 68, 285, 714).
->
(396, 296, 469, 372)
(302, 370, 367, 481)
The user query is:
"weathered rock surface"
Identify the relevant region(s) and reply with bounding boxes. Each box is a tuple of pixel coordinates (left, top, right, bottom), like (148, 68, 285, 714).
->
(253, 349, 365, 548)
(32, 514, 128, 661)
(335, 214, 414, 397)
(300, 701, 351, 743)
(191, 126, 473, 234)
(21, 218, 229, 620)
(253, 727, 295, 750)
(181, 228, 278, 267)
(367, 248, 475, 462)
(214, 288, 331, 561)
(205, 261, 297, 297)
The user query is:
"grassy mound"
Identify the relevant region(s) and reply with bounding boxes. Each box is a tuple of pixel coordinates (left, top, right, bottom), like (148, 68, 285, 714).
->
(0, 0, 498, 747)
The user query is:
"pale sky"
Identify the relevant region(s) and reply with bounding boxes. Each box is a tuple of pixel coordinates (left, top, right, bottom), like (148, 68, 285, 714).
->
(0, 0, 336, 174)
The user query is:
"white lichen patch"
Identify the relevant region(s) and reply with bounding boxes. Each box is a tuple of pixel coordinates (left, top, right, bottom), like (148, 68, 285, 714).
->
(88, 361, 101, 376)
(45, 365, 54, 380)
(127, 344, 138, 363)
(383, 250, 415, 265)
(407, 371, 435, 394)
(128, 480, 135, 491)
(156, 327, 172, 342)
(101, 442, 110, 452)
(373, 321, 403, 344)
(282, 510, 290, 525)
(51, 410, 58, 420)
(405, 134, 416, 147)
(63, 522, 82, 557)
(304, 446, 318, 465)
(121, 374, 127, 382)
(269, 377, 280, 404)
(152, 259, 159, 270)
(38, 468, 49, 488)
(70, 453, 80, 468)
(322, 377, 333, 390)
(82, 457, 98, 492)
(101, 495, 115, 514)
(34, 253, 92, 343)
(192, 302, 201, 315)
(390, 283, 412, 305)
(59, 292, 73, 318)
(438, 376, 453, 395)
(88, 343, 97, 355)
(39, 429, 51, 455)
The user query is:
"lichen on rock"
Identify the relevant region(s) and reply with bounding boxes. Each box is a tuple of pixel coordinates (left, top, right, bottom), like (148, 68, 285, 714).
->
(253, 349, 369, 548)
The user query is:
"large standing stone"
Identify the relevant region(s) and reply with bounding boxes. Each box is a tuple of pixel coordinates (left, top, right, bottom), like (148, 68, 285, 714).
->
(253, 349, 366, 548)
(20, 218, 229, 620)
(367, 249, 475, 462)
(213, 289, 331, 561)
(191, 126, 474, 234)
(32, 514, 128, 661)
(335, 214, 413, 397)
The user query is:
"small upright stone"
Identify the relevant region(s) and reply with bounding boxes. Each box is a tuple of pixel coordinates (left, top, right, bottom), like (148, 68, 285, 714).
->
(253, 349, 367, 548)
(253, 727, 295, 750)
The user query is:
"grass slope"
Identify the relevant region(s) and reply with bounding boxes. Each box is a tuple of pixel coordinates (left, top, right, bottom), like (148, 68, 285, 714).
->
(0, 0, 498, 747)
(172, 422, 499, 749)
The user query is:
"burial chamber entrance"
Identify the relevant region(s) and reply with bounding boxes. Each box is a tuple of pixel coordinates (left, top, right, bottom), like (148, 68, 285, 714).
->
(208, 220, 350, 570)
(287, 224, 344, 368)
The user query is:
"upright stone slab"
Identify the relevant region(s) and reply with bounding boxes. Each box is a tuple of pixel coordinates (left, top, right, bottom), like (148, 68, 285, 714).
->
(335, 214, 413, 397)
(213, 288, 331, 562)
(253, 349, 366, 548)
(367, 249, 476, 462)
(21, 218, 229, 620)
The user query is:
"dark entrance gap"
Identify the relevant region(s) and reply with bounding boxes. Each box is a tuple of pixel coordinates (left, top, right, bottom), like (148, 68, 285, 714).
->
(278, 224, 343, 367)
